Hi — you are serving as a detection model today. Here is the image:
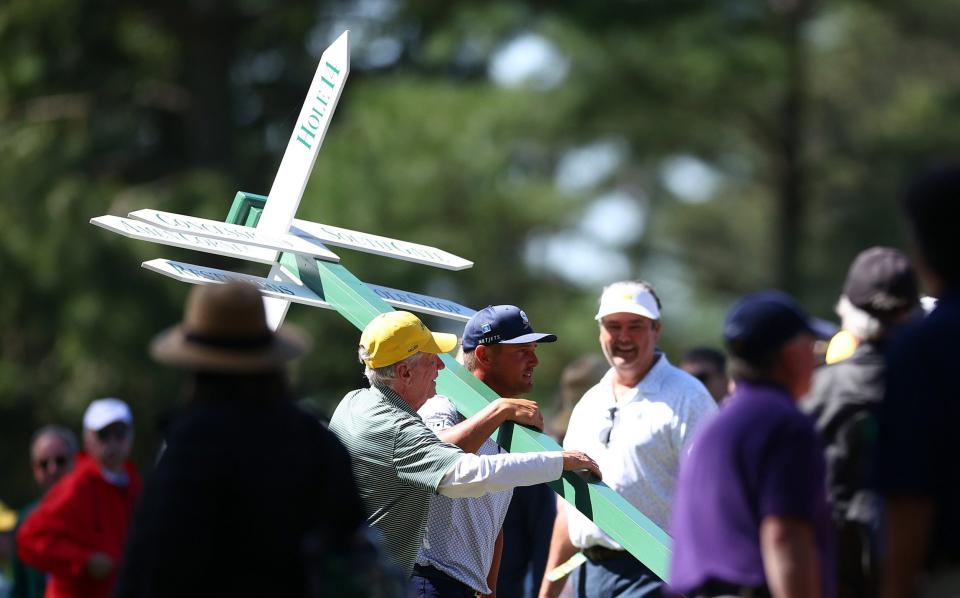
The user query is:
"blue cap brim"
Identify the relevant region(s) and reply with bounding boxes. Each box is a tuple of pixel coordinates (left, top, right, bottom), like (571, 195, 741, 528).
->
(500, 332, 557, 345)
(807, 317, 837, 340)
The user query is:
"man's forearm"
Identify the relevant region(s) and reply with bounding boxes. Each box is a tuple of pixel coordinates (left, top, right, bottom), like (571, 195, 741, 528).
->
(760, 516, 821, 598)
(539, 497, 577, 598)
(437, 452, 563, 498)
(882, 496, 935, 598)
(437, 400, 508, 453)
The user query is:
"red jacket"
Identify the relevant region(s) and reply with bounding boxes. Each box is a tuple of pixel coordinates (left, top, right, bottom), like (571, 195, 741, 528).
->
(16, 453, 141, 598)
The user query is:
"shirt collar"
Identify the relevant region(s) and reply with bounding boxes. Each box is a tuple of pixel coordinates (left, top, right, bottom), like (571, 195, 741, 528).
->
(730, 380, 795, 405)
(602, 351, 671, 399)
(370, 383, 420, 418)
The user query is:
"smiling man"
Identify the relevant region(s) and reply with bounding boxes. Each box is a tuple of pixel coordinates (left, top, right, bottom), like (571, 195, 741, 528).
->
(540, 281, 717, 598)
(329, 310, 602, 583)
(414, 305, 557, 597)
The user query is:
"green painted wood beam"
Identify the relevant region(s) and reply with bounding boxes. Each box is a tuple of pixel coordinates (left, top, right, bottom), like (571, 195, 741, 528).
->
(226, 191, 673, 580)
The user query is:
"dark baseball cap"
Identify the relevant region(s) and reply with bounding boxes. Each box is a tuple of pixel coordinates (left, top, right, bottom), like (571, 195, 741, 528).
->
(461, 305, 557, 351)
(723, 290, 835, 361)
(843, 247, 919, 318)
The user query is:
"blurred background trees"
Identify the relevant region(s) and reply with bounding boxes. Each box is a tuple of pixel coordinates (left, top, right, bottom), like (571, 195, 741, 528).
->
(2, 0, 959, 504)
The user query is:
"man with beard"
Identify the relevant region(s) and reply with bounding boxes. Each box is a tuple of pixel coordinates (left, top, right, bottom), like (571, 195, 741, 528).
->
(540, 280, 717, 598)
(415, 305, 557, 597)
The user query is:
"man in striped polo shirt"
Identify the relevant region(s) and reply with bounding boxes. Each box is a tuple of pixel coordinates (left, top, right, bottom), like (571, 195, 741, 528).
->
(415, 305, 557, 597)
(329, 310, 601, 586)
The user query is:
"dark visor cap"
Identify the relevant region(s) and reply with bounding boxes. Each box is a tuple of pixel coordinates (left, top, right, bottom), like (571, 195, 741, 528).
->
(723, 290, 835, 361)
(461, 305, 557, 351)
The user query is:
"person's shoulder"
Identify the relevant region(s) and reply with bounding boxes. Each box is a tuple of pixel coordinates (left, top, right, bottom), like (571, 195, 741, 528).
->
(418, 395, 458, 419)
(661, 360, 717, 411)
(570, 373, 610, 412)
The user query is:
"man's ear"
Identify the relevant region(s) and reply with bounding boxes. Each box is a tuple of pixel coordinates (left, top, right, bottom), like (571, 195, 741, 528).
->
(475, 344, 492, 365)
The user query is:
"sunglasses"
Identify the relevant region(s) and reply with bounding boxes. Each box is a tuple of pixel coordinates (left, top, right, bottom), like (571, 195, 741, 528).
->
(96, 425, 131, 442)
(35, 455, 70, 469)
(599, 406, 618, 447)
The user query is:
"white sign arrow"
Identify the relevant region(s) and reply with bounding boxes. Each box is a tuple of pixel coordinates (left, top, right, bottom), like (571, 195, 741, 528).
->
(91, 216, 279, 264)
(142, 259, 476, 322)
(128, 209, 340, 263)
(291, 219, 473, 271)
(258, 30, 350, 236)
(255, 31, 351, 328)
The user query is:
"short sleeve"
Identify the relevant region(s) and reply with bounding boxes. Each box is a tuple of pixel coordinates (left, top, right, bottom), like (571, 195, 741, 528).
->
(674, 385, 718, 452)
(417, 396, 462, 433)
(758, 418, 823, 520)
(393, 416, 463, 492)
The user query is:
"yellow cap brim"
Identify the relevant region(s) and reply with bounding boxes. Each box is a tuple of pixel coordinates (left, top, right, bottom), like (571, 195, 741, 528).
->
(426, 331, 458, 355)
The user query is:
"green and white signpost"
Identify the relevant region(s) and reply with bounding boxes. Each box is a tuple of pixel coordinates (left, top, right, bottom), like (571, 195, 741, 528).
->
(91, 31, 674, 580)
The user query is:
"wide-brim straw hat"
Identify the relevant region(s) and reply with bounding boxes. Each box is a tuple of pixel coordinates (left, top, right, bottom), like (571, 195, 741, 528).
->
(151, 281, 310, 373)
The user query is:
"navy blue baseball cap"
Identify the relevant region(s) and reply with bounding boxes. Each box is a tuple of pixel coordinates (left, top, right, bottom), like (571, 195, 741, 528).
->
(723, 290, 835, 361)
(461, 305, 557, 351)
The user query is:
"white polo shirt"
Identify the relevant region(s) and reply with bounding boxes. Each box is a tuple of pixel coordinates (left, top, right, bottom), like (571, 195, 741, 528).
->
(416, 396, 513, 594)
(563, 353, 717, 548)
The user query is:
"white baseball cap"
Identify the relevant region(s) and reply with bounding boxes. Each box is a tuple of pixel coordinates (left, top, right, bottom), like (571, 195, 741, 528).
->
(595, 281, 661, 321)
(83, 398, 133, 432)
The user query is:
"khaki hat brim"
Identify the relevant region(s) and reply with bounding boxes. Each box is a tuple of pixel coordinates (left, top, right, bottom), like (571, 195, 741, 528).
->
(150, 323, 310, 373)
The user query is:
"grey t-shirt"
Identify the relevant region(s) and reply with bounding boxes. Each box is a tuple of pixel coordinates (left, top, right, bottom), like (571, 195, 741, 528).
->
(329, 385, 463, 575)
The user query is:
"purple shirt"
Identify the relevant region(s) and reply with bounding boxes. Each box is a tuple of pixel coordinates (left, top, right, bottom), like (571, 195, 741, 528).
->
(668, 382, 834, 598)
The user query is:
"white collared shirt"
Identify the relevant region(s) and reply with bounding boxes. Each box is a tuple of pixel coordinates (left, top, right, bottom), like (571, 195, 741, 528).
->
(563, 353, 717, 548)
(417, 396, 562, 593)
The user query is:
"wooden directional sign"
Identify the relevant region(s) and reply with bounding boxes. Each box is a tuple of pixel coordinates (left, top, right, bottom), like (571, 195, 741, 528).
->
(89, 29, 674, 582)
(143, 259, 476, 322)
(291, 219, 473, 271)
(129, 209, 340, 263)
(91, 215, 278, 264)
(254, 30, 351, 325)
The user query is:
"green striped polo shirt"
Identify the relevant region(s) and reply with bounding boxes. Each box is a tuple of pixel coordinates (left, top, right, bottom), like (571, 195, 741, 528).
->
(329, 384, 464, 576)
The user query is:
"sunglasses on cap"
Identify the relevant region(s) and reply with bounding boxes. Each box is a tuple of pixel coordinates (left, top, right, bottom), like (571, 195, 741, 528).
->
(35, 455, 70, 469)
(96, 425, 131, 442)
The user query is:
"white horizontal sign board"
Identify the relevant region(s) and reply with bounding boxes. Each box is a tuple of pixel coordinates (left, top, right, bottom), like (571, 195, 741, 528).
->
(91, 216, 278, 264)
(142, 259, 476, 322)
(292, 219, 473, 271)
(365, 284, 475, 321)
(129, 209, 340, 263)
(143, 259, 331, 308)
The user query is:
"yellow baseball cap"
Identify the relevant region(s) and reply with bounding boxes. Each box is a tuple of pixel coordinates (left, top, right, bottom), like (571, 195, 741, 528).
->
(360, 311, 458, 368)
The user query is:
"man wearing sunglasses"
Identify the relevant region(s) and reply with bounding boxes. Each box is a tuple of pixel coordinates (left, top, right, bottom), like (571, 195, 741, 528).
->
(540, 280, 717, 598)
(10, 425, 78, 598)
(17, 399, 141, 598)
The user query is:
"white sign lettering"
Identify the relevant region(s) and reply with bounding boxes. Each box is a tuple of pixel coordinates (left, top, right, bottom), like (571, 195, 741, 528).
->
(129, 209, 340, 263)
(292, 219, 473, 271)
(91, 216, 278, 264)
(142, 259, 476, 322)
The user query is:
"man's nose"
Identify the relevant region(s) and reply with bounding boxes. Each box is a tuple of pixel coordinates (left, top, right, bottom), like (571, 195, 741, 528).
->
(529, 351, 539, 368)
(436, 355, 445, 370)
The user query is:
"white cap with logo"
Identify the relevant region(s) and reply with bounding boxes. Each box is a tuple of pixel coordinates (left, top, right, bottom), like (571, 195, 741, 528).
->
(83, 398, 133, 432)
(595, 281, 661, 321)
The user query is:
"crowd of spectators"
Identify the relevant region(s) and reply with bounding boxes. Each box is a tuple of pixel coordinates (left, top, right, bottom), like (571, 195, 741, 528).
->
(4, 163, 957, 598)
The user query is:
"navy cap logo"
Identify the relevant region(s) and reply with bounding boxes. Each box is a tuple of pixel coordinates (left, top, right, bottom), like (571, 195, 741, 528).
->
(481, 323, 492, 334)
(519, 310, 529, 324)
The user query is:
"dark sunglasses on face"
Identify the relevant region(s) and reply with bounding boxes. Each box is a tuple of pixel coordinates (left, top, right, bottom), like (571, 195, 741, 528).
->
(35, 455, 69, 469)
(96, 425, 130, 442)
